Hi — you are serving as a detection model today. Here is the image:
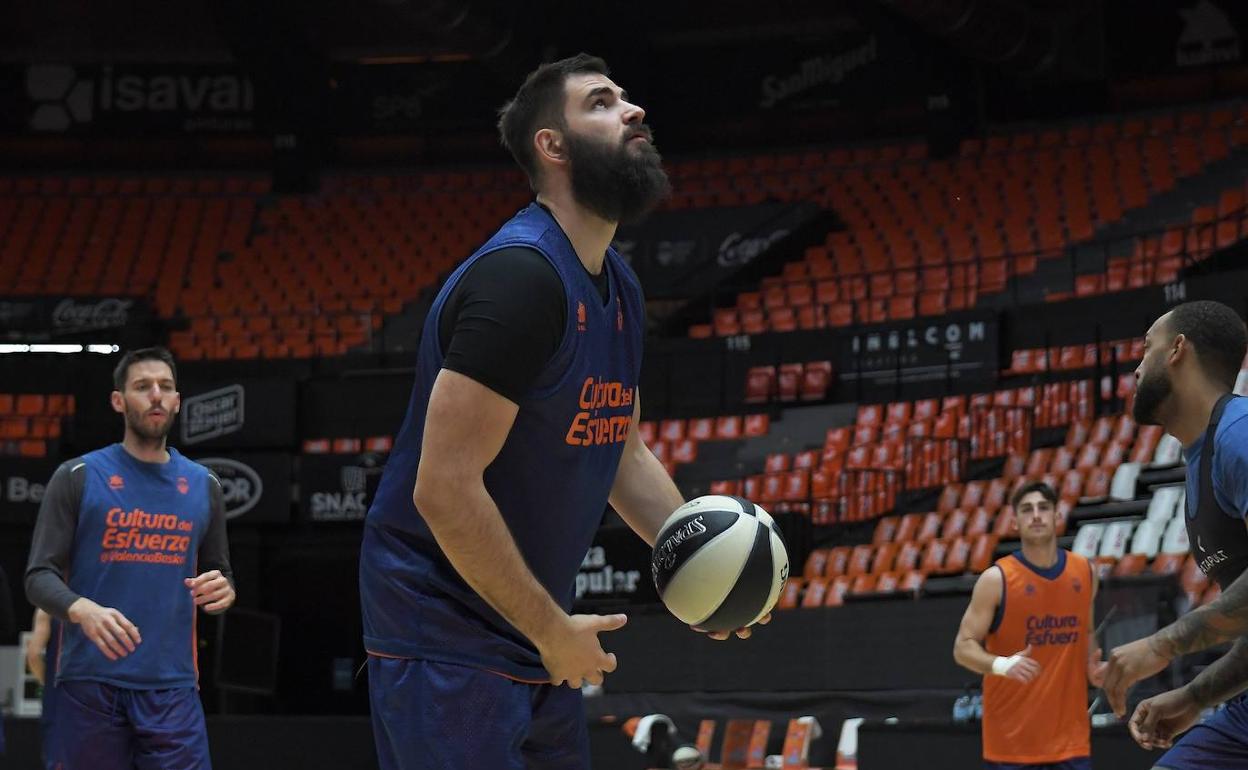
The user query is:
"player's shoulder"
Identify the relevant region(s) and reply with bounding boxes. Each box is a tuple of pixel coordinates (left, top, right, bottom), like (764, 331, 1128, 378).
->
(1218, 396, 1248, 444)
(174, 452, 217, 484)
(1063, 548, 1091, 572)
(974, 561, 1006, 590)
(54, 455, 88, 478)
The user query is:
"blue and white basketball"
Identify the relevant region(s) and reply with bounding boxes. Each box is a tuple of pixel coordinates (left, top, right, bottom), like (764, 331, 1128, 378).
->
(651, 495, 789, 633)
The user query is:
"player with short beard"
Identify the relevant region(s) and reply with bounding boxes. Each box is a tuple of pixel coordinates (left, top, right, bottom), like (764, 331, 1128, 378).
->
(25, 346, 234, 769)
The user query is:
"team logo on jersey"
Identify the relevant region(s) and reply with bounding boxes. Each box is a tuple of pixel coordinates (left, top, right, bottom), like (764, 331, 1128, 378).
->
(1025, 613, 1081, 646)
(565, 377, 634, 446)
(1072, 578, 1082, 593)
(1024, 583, 1035, 596)
(108, 474, 124, 490)
(576, 301, 588, 332)
(176, 476, 190, 495)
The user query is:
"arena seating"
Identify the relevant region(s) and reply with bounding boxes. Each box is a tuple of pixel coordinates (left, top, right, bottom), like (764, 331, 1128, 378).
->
(772, 352, 1248, 613)
(0, 392, 75, 457)
(5, 106, 1245, 364)
(689, 103, 1248, 338)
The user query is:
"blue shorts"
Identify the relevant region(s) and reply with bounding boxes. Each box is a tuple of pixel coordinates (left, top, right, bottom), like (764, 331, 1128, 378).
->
(1157, 695, 1248, 769)
(41, 680, 59, 765)
(985, 759, 1091, 770)
(44, 681, 210, 770)
(368, 656, 588, 770)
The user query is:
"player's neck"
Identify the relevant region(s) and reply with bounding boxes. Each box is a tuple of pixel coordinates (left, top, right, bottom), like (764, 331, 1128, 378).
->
(121, 432, 171, 464)
(535, 191, 615, 276)
(1020, 539, 1058, 569)
(1168, 381, 1229, 447)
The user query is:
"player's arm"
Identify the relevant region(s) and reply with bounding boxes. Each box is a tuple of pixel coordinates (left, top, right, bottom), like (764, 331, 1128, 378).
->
(1089, 564, 1105, 685)
(1186, 637, 1248, 708)
(953, 566, 1040, 682)
(1147, 436, 1248, 659)
(25, 461, 86, 620)
(414, 368, 624, 687)
(1129, 638, 1248, 751)
(1105, 430, 1248, 715)
(187, 474, 235, 614)
(25, 460, 141, 660)
(608, 396, 684, 548)
(26, 609, 51, 685)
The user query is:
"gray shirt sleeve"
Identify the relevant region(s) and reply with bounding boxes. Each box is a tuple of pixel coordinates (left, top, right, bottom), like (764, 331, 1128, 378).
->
(24, 459, 86, 620)
(199, 474, 234, 589)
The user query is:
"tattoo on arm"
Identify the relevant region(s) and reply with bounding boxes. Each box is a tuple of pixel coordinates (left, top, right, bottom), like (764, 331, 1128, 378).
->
(1187, 638, 1248, 708)
(1152, 574, 1248, 658)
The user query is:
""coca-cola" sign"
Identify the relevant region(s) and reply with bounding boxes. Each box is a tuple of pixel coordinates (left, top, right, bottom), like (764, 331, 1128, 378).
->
(51, 298, 133, 332)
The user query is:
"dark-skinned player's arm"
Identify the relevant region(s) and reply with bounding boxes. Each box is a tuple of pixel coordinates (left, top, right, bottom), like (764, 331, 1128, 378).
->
(413, 368, 625, 688)
(609, 394, 770, 641)
(1103, 437, 1248, 716)
(26, 609, 51, 685)
(1089, 567, 1106, 686)
(954, 566, 1041, 683)
(1129, 639, 1248, 751)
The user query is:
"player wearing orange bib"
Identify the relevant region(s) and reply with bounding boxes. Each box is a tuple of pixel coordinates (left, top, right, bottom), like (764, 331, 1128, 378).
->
(954, 481, 1106, 770)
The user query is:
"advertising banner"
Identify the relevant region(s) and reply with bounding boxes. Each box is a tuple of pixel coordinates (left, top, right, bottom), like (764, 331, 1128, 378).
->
(193, 453, 291, 524)
(614, 202, 821, 299)
(177, 379, 296, 450)
(0, 295, 151, 339)
(839, 312, 999, 387)
(297, 451, 387, 523)
(4, 62, 259, 134)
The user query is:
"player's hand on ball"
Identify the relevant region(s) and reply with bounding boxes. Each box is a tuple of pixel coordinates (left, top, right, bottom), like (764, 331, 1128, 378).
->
(67, 597, 141, 661)
(538, 613, 627, 689)
(1129, 687, 1203, 750)
(694, 612, 771, 641)
(1104, 636, 1172, 717)
(186, 570, 235, 614)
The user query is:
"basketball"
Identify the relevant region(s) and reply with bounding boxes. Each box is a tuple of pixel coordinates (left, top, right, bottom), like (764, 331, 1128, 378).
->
(651, 495, 790, 633)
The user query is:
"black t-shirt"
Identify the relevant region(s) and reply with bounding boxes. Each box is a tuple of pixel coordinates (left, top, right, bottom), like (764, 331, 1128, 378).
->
(439, 246, 610, 404)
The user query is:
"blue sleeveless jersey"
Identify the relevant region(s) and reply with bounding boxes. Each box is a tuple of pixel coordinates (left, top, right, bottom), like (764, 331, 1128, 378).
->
(361, 202, 645, 680)
(57, 444, 212, 689)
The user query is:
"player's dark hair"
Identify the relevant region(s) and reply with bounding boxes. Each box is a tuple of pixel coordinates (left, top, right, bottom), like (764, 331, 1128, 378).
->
(113, 347, 178, 391)
(1011, 480, 1057, 509)
(498, 53, 610, 190)
(1166, 300, 1248, 390)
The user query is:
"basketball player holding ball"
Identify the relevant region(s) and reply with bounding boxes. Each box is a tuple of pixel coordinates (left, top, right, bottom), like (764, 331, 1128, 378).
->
(954, 481, 1104, 770)
(359, 53, 764, 770)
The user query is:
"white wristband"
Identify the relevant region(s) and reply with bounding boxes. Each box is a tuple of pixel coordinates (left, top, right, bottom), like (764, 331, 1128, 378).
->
(991, 655, 1020, 676)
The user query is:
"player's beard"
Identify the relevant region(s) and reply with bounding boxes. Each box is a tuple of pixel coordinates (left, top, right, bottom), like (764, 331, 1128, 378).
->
(1132, 366, 1173, 426)
(126, 403, 174, 443)
(565, 127, 671, 225)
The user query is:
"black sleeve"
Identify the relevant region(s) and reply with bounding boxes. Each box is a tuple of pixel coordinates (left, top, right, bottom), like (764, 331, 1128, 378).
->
(439, 246, 567, 404)
(24, 459, 86, 620)
(198, 474, 234, 589)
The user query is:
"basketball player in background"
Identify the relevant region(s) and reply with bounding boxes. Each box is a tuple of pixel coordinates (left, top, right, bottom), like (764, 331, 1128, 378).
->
(358, 53, 760, 769)
(954, 481, 1104, 769)
(24, 347, 235, 769)
(26, 608, 58, 764)
(1097, 301, 1248, 767)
